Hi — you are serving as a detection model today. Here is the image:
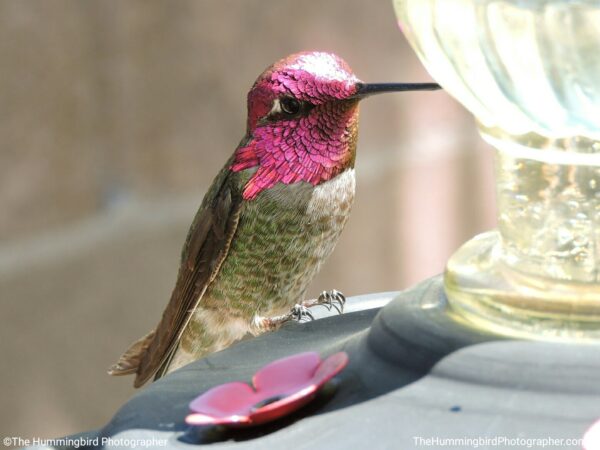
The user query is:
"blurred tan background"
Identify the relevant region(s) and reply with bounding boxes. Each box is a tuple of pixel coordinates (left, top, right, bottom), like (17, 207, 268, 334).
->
(0, 0, 496, 442)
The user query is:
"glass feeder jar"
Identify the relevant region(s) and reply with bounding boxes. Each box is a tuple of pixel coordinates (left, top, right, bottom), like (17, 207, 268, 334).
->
(394, 0, 600, 339)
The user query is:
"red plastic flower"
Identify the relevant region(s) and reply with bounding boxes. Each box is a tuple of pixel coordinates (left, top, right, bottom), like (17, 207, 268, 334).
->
(584, 418, 600, 450)
(185, 351, 348, 427)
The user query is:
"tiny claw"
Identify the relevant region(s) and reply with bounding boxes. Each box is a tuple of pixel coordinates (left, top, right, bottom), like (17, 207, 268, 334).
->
(316, 289, 346, 314)
(291, 304, 314, 323)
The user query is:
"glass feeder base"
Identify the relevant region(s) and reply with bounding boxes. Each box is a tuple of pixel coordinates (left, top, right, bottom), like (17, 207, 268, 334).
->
(445, 231, 600, 341)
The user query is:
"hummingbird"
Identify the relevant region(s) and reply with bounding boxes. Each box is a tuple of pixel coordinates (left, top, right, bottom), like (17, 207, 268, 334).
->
(108, 51, 440, 387)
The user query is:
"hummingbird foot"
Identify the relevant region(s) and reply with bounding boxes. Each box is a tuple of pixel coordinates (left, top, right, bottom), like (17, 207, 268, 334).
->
(289, 304, 316, 322)
(302, 289, 346, 314)
(251, 304, 316, 333)
(250, 290, 345, 333)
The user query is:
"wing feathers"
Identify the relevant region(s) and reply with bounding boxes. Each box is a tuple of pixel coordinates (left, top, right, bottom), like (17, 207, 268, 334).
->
(108, 163, 243, 388)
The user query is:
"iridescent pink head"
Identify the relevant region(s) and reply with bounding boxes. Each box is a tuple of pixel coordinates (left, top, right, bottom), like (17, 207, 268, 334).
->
(231, 51, 440, 200)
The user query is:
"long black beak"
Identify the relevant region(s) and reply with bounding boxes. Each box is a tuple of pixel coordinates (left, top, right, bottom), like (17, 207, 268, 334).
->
(352, 82, 441, 99)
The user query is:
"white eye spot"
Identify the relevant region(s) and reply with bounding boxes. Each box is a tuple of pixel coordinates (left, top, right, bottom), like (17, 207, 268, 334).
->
(269, 98, 282, 116)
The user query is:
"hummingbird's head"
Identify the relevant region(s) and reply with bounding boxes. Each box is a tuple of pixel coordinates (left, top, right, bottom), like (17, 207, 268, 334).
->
(244, 51, 361, 133)
(231, 51, 440, 200)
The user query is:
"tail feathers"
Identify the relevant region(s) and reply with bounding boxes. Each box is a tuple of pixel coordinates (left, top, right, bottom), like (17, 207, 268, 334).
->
(107, 330, 156, 376)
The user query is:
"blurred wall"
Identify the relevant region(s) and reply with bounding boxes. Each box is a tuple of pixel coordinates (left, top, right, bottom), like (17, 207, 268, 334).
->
(0, 0, 496, 441)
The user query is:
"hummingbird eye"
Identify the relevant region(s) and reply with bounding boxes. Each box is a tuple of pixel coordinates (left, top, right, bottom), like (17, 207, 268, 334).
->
(263, 96, 312, 124)
(280, 97, 301, 116)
